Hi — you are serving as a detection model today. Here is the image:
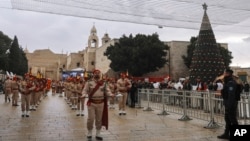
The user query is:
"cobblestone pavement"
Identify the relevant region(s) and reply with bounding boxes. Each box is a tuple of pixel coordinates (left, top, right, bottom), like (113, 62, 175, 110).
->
(0, 92, 228, 141)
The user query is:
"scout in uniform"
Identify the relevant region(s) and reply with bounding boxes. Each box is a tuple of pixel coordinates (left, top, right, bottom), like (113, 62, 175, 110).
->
(76, 79, 85, 116)
(19, 74, 36, 117)
(4, 77, 12, 103)
(117, 73, 131, 115)
(108, 78, 117, 109)
(11, 76, 19, 106)
(81, 69, 113, 140)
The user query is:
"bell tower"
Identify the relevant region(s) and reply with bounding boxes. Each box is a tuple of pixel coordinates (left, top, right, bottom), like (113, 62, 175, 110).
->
(102, 33, 111, 45)
(88, 25, 99, 48)
(84, 25, 99, 71)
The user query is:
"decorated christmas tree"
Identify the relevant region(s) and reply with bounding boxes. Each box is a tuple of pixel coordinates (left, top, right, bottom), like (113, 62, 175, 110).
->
(189, 3, 225, 84)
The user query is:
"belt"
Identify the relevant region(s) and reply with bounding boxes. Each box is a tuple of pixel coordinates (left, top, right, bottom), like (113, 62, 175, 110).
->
(12, 89, 18, 90)
(90, 99, 104, 104)
(119, 90, 127, 93)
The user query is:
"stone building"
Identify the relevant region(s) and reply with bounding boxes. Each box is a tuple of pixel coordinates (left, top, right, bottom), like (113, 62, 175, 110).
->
(25, 26, 228, 81)
(25, 49, 67, 80)
(231, 66, 250, 82)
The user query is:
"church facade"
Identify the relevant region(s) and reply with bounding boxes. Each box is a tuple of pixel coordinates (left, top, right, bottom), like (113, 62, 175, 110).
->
(25, 26, 228, 81)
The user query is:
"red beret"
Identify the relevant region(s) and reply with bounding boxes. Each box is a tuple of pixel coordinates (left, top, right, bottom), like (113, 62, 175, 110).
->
(93, 69, 101, 74)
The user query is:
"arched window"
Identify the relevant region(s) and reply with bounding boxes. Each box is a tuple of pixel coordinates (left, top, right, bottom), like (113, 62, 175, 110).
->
(91, 39, 96, 47)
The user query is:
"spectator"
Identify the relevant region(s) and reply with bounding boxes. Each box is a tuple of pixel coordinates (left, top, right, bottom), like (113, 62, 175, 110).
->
(244, 82, 249, 93)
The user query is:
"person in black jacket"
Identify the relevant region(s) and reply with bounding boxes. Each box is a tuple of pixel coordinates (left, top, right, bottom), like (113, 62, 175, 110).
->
(130, 81, 138, 108)
(217, 69, 238, 140)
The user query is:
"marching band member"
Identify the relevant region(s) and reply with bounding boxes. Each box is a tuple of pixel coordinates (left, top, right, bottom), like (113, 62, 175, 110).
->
(81, 69, 113, 140)
(117, 73, 131, 115)
(19, 74, 35, 117)
(4, 76, 12, 103)
(108, 78, 117, 109)
(76, 79, 85, 116)
(11, 76, 19, 106)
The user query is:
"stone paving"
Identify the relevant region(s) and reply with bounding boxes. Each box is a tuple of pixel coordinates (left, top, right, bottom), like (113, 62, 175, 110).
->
(0, 92, 228, 141)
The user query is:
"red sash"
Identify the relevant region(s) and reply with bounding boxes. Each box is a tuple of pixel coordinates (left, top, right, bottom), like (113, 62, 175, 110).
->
(102, 82, 108, 130)
(87, 81, 103, 106)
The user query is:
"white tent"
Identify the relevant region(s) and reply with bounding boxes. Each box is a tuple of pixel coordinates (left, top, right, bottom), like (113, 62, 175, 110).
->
(71, 68, 84, 72)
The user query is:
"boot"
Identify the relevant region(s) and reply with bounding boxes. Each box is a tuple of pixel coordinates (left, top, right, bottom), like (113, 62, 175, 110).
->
(81, 110, 84, 116)
(87, 130, 92, 139)
(21, 111, 25, 117)
(217, 130, 229, 139)
(76, 110, 80, 116)
(119, 110, 122, 116)
(122, 110, 126, 115)
(26, 111, 30, 117)
(96, 130, 103, 140)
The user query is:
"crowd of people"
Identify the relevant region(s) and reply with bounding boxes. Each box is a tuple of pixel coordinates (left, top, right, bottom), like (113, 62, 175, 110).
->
(1, 74, 49, 117)
(0, 68, 248, 140)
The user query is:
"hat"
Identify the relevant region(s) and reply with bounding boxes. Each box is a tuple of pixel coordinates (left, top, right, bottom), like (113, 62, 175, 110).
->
(225, 69, 233, 74)
(93, 69, 101, 75)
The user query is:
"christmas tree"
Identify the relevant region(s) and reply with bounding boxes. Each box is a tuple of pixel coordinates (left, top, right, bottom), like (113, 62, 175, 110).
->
(189, 3, 225, 84)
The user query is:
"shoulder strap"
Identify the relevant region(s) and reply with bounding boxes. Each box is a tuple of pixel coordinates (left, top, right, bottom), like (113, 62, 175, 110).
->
(88, 81, 103, 99)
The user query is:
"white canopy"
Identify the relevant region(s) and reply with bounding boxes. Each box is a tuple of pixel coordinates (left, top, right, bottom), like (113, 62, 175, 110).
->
(71, 68, 84, 71)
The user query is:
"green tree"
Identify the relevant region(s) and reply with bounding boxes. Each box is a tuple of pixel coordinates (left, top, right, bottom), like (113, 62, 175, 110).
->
(182, 37, 233, 69)
(0, 31, 12, 71)
(104, 33, 168, 76)
(219, 44, 233, 68)
(189, 5, 226, 83)
(18, 47, 28, 76)
(9, 36, 20, 74)
(182, 37, 197, 69)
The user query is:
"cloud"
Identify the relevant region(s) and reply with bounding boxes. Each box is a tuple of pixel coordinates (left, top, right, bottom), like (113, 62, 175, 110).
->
(243, 36, 250, 42)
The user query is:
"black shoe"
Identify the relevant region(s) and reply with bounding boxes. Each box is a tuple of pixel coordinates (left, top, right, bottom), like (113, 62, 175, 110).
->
(26, 115, 29, 117)
(76, 114, 80, 116)
(96, 136, 103, 140)
(217, 133, 229, 139)
(87, 136, 92, 139)
(81, 114, 84, 116)
(8, 98, 11, 102)
(22, 115, 25, 117)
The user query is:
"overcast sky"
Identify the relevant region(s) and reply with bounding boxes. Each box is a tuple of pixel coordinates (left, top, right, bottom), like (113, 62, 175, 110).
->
(0, 5, 250, 68)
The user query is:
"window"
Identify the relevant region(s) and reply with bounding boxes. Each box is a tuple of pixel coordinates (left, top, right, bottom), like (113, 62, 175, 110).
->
(91, 39, 96, 47)
(76, 62, 80, 67)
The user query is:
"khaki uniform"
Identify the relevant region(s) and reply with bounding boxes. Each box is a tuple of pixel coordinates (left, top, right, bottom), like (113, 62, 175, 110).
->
(77, 81, 85, 116)
(19, 79, 35, 117)
(11, 80, 19, 106)
(108, 82, 117, 108)
(117, 78, 131, 113)
(30, 80, 39, 110)
(4, 79, 12, 103)
(82, 80, 112, 131)
(51, 81, 56, 95)
(64, 82, 69, 100)
(70, 82, 77, 109)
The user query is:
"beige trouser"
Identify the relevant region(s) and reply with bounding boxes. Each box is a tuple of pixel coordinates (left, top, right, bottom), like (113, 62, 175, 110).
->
(21, 94, 31, 111)
(12, 90, 19, 105)
(30, 93, 36, 106)
(87, 102, 104, 130)
(37, 91, 42, 103)
(109, 96, 115, 105)
(5, 88, 11, 102)
(77, 97, 85, 110)
(118, 92, 127, 111)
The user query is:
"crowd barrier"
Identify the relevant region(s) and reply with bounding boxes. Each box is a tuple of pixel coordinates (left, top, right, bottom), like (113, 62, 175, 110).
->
(137, 89, 250, 128)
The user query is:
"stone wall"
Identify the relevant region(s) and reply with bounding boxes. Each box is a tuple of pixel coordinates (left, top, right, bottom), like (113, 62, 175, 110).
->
(95, 39, 118, 75)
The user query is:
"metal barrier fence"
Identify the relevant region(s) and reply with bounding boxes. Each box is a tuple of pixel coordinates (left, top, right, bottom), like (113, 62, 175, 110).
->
(138, 89, 250, 128)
